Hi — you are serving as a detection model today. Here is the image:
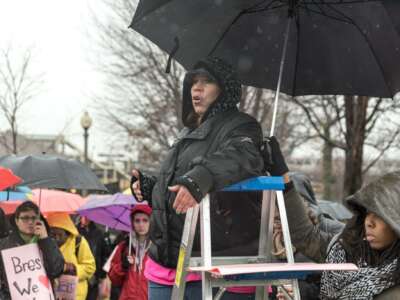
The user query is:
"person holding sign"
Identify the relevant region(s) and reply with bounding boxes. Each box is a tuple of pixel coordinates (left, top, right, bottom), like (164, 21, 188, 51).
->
(108, 205, 152, 300)
(47, 213, 96, 300)
(0, 201, 65, 299)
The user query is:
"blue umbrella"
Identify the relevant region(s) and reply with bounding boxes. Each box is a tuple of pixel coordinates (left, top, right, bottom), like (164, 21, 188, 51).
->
(77, 193, 146, 232)
(0, 186, 32, 201)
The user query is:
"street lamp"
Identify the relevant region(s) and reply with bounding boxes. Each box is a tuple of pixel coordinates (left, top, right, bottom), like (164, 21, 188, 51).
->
(80, 111, 92, 165)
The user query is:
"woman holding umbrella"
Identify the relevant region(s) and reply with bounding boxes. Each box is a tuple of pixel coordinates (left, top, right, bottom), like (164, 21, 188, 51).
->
(108, 204, 152, 300)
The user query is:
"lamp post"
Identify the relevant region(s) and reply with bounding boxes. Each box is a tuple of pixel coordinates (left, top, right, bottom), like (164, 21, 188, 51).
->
(80, 111, 92, 165)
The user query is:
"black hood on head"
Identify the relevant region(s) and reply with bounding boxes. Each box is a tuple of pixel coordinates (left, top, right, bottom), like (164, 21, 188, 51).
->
(346, 171, 400, 237)
(182, 57, 241, 127)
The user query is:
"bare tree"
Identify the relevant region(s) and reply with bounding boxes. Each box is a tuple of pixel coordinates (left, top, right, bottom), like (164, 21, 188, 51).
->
(293, 96, 400, 198)
(241, 87, 312, 157)
(0, 45, 42, 154)
(89, 0, 185, 169)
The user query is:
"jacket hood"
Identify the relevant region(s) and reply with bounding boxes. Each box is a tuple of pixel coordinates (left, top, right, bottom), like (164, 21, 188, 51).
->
(346, 171, 400, 237)
(182, 57, 241, 127)
(46, 213, 79, 236)
(289, 172, 318, 205)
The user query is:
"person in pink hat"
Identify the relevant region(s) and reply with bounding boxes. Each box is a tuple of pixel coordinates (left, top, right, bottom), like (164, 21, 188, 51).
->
(108, 204, 152, 300)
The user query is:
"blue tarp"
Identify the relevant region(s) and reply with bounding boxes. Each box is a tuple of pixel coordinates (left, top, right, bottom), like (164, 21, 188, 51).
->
(223, 176, 285, 191)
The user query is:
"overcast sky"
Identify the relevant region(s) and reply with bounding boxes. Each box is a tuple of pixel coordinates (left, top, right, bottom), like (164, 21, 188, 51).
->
(0, 0, 108, 156)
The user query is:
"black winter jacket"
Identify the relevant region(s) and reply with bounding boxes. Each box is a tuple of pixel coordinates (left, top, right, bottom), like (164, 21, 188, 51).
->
(78, 222, 111, 282)
(143, 57, 265, 268)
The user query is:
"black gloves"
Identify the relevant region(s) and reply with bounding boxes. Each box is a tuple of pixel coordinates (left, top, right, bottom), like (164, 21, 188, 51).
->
(130, 170, 156, 204)
(262, 136, 289, 176)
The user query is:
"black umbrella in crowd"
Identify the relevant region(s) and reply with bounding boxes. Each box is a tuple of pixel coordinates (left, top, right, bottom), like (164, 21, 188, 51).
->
(129, 0, 400, 135)
(0, 155, 107, 192)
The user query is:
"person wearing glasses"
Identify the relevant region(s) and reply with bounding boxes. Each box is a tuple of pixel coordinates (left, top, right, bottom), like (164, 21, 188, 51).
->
(0, 201, 65, 300)
(108, 204, 152, 300)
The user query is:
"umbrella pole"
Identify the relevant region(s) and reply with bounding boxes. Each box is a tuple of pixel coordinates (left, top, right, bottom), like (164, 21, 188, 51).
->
(270, 17, 292, 137)
(39, 188, 42, 211)
(128, 231, 132, 256)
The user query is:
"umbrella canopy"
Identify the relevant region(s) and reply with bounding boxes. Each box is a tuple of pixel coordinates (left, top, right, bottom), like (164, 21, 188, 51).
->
(78, 193, 144, 232)
(0, 191, 32, 201)
(32, 189, 86, 215)
(0, 186, 32, 215)
(318, 199, 353, 221)
(0, 201, 22, 215)
(0, 155, 107, 191)
(0, 167, 22, 191)
(130, 0, 400, 98)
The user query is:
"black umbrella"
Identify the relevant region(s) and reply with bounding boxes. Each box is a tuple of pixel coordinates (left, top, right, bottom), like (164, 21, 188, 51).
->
(0, 155, 107, 191)
(130, 0, 400, 134)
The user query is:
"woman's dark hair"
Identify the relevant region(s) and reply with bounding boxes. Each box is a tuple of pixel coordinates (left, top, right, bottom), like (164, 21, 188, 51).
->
(184, 111, 201, 129)
(14, 201, 40, 219)
(0, 207, 10, 238)
(339, 207, 400, 283)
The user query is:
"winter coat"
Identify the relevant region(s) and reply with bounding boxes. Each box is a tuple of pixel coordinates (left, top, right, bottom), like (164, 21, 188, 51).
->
(108, 240, 148, 300)
(47, 213, 96, 300)
(289, 172, 345, 236)
(144, 57, 264, 268)
(0, 215, 64, 300)
(0, 208, 10, 239)
(78, 222, 111, 282)
(284, 171, 400, 299)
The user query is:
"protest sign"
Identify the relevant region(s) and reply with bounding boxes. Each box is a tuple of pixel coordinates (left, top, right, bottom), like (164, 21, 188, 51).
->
(54, 275, 77, 300)
(1, 243, 54, 300)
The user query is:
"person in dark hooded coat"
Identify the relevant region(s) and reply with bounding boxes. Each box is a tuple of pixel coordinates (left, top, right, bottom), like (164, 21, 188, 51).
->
(266, 137, 400, 300)
(131, 57, 264, 299)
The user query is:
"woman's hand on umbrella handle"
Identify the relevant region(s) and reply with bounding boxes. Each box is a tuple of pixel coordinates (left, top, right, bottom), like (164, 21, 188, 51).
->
(131, 169, 143, 201)
(127, 255, 134, 264)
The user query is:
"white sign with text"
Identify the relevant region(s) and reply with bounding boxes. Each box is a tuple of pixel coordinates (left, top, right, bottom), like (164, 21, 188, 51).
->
(1, 243, 54, 300)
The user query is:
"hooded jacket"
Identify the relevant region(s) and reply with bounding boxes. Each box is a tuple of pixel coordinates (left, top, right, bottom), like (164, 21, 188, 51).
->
(346, 171, 400, 238)
(144, 57, 264, 268)
(0, 212, 64, 300)
(108, 235, 150, 300)
(47, 213, 96, 300)
(284, 171, 400, 299)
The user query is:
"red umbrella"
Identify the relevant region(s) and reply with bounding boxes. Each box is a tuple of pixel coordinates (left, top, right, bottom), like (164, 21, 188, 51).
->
(0, 167, 22, 191)
(0, 201, 22, 215)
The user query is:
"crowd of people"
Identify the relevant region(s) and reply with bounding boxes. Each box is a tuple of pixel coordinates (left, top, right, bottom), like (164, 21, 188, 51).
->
(0, 56, 399, 300)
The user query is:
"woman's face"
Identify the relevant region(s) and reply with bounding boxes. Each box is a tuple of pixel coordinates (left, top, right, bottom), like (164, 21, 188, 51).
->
(131, 212, 150, 237)
(50, 227, 68, 247)
(364, 212, 397, 250)
(191, 75, 220, 118)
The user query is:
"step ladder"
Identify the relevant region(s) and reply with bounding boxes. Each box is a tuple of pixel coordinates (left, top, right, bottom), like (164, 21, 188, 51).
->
(171, 176, 301, 300)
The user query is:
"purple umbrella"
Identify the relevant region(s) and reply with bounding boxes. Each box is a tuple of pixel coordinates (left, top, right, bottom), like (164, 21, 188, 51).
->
(77, 193, 146, 232)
